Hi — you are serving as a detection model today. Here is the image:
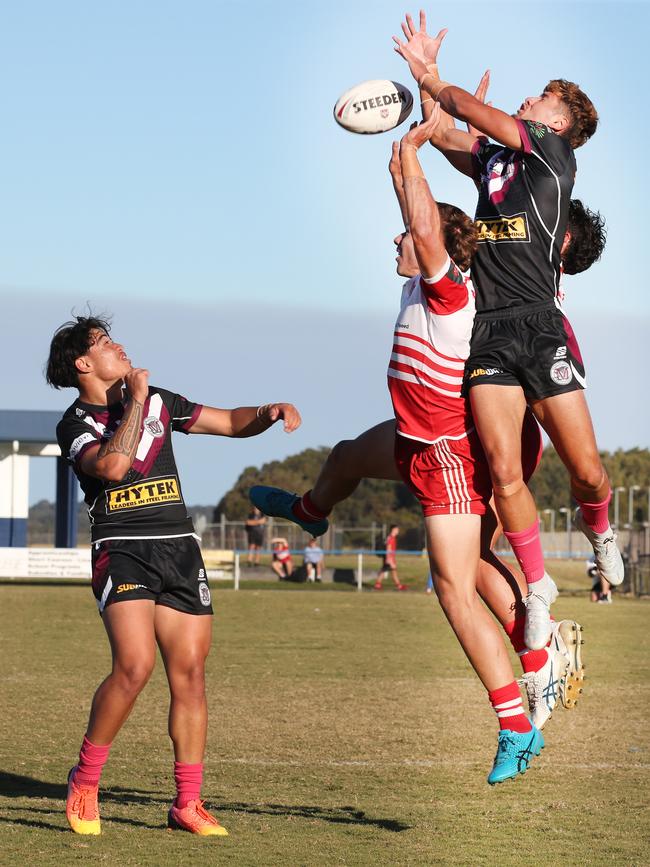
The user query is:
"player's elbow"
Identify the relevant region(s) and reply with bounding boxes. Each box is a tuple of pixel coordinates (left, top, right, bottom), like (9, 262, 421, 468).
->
(93, 456, 130, 483)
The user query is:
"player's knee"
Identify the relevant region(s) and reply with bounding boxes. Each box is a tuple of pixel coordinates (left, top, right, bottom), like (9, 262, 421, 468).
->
(570, 458, 606, 493)
(433, 574, 473, 614)
(113, 659, 154, 695)
(169, 658, 207, 697)
(489, 460, 525, 497)
(325, 439, 355, 477)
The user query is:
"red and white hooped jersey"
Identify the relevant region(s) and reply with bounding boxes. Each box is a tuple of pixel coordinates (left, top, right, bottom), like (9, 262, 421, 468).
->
(387, 257, 475, 444)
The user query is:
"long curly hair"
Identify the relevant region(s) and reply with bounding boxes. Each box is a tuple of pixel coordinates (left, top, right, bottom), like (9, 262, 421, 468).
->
(563, 199, 606, 275)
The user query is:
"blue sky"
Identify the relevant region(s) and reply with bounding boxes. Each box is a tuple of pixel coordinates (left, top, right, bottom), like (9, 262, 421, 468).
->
(1, 1, 647, 507)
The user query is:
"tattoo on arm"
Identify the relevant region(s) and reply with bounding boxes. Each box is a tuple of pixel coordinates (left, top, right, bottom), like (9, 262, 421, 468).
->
(97, 399, 143, 463)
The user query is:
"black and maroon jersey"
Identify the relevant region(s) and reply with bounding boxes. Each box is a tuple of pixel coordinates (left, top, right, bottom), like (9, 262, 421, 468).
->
(56, 387, 202, 543)
(470, 119, 576, 312)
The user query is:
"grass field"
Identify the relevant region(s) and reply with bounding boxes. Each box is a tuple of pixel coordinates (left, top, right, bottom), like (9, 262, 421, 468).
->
(1, 567, 648, 866)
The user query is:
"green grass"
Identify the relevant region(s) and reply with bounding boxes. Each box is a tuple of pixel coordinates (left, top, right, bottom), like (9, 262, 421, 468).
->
(0, 581, 648, 865)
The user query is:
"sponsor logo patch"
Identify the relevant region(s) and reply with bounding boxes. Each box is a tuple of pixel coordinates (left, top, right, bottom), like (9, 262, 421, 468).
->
(69, 431, 97, 460)
(469, 367, 504, 379)
(476, 213, 529, 242)
(116, 583, 148, 594)
(106, 476, 182, 512)
(143, 416, 165, 438)
(550, 360, 573, 385)
(198, 568, 205, 580)
(554, 346, 567, 359)
(198, 582, 211, 606)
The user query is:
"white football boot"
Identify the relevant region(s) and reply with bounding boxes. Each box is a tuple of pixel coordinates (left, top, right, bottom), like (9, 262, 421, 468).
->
(575, 508, 624, 587)
(519, 649, 567, 730)
(524, 573, 558, 651)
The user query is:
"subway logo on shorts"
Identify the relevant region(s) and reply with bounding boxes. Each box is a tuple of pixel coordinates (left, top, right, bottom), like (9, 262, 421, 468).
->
(476, 213, 529, 242)
(107, 477, 182, 511)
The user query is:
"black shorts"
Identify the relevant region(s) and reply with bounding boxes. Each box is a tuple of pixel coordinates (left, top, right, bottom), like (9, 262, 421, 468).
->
(246, 528, 264, 546)
(91, 536, 213, 615)
(466, 301, 586, 401)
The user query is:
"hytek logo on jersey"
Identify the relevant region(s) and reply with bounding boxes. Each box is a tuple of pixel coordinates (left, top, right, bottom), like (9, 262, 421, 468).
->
(476, 213, 529, 243)
(550, 361, 573, 385)
(107, 477, 182, 511)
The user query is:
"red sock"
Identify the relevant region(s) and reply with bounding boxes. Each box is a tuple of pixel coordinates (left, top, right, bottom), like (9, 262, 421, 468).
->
(576, 490, 612, 535)
(504, 521, 545, 585)
(174, 761, 203, 808)
(488, 682, 532, 733)
(292, 490, 328, 523)
(75, 735, 111, 787)
(503, 617, 548, 674)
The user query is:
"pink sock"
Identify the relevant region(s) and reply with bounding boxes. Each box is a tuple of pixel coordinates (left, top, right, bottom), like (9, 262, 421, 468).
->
(488, 682, 532, 733)
(503, 617, 548, 673)
(576, 490, 612, 535)
(75, 735, 111, 787)
(504, 522, 545, 585)
(174, 761, 203, 808)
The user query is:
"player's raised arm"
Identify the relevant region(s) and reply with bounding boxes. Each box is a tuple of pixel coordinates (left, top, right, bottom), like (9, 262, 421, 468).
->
(388, 141, 409, 228)
(79, 367, 150, 482)
(188, 402, 301, 437)
(398, 107, 448, 279)
(393, 12, 524, 151)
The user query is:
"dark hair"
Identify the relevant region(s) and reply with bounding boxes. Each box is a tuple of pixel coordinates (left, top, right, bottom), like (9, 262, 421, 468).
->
(545, 79, 598, 149)
(563, 199, 606, 275)
(389, 524, 399, 532)
(45, 314, 112, 389)
(437, 203, 479, 272)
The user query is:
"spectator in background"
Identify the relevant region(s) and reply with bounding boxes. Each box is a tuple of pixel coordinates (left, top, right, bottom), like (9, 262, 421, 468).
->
(245, 507, 266, 567)
(271, 537, 293, 579)
(587, 555, 612, 603)
(375, 525, 406, 591)
(303, 538, 324, 582)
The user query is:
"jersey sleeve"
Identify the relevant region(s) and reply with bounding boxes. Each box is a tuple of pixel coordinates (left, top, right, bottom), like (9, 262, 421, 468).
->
(420, 258, 469, 315)
(165, 390, 203, 434)
(56, 415, 101, 469)
(516, 119, 573, 175)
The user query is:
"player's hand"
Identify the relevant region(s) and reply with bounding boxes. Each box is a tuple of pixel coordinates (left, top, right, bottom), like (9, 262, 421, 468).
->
(468, 70, 492, 136)
(259, 402, 301, 433)
(124, 368, 149, 404)
(400, 103, 442, 150)
(389, 141, 403, 183)
(393, 11, 447, 79)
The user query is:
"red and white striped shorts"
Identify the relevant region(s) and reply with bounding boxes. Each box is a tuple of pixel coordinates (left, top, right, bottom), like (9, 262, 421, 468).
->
(394, 410, 542, 517)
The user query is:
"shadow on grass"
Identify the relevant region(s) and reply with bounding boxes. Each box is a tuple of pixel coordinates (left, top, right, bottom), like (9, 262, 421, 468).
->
(217, 801, 410, 832)
(0, 772, 410, 833)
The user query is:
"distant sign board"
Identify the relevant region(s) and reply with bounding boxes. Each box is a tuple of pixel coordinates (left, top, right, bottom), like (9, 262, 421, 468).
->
(0, 547, 91, 579)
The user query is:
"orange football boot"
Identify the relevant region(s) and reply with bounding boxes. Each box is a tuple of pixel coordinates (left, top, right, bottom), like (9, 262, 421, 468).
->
(167, 799, 228, 836)
(66, 766, 101, 835)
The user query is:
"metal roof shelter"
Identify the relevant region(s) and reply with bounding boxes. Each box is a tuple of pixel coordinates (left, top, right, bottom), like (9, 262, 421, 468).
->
(0, 409, 78, 547)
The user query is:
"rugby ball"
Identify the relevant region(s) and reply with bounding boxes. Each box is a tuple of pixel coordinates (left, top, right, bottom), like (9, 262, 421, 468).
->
(334, 80, 413, 134)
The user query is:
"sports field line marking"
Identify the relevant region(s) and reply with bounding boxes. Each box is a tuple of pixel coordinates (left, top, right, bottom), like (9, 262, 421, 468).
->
(215, 758, 650, 771)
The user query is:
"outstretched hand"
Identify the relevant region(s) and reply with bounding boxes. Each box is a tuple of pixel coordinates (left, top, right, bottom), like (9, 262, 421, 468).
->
(393, 10, 447, 82)
(389, 140, 403, 183)
(400, 102, 442, 151)
(468, 70, 492, 136)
